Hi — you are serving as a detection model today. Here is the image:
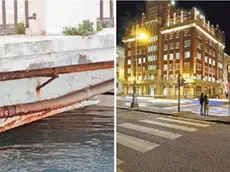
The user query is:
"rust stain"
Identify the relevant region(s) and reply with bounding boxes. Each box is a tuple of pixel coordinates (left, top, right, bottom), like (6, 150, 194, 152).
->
(78, 54, 92, 64)
(0, 102, 82, 133)
(36, 88, 41, 100)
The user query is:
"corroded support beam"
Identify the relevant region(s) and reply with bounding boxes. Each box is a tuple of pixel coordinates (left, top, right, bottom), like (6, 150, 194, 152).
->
(0, 79, 114, 118)
(0, 61, 114, 81)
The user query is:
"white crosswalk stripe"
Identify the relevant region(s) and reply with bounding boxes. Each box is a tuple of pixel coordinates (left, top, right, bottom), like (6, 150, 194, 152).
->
(117, 116, 213, 171)
(117, 132, 159, 153)
(157, 117, 210, 127)
(140, 120, 197, 132)
(119, 123, 182, 140)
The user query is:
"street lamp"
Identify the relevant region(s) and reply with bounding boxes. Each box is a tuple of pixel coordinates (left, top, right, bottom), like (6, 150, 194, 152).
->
(130, 22, 148, 108)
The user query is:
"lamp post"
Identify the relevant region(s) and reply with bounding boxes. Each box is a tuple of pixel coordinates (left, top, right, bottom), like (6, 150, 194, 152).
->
(130, 22, 147, 108)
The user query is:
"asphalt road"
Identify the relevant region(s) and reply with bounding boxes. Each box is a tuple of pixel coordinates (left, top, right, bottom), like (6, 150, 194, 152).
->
(117, 109, 230, 172)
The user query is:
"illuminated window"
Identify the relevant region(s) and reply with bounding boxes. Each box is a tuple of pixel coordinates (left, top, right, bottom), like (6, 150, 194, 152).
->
(197, 52, 202, 60)
(209, 58, 212, 65)
(153, 55, 157, 61)
(169, 33, 174, 40)
(127, 68, 131, 73)
(175, 63, 180, 70)
(205, 56, 208, 63)
(143, 58, 146, 63)
(197, 63, 202, 71)
(184, 51, 190, 58)
(164, 64, 167, 70)
(138, 58, 142, 64)
(164, 54, 168, 60)
(169, 74, 174, 80)
(128, 42, 131, 48)
(164, 44, 168, 50)
(128, 59, 131, 65)
(148, 56, 153, 62)
(170, 54, 174, 60)
(184, 40, 191, 47)
(170, 43, 174, 50)
(148, 65, 157, 70)
(213, 60, 215, 66)
(138, 76, 142, 81)
(176, 42, 180, 49)
(176, 32, 180, 38)
(197, 75, 201, 80)
(184, 29, 191, 36)
(218, 62, 223, 69)
(184, 62, 190, 69)
(176, 52, 180, 59)
(197, 42, 201, 49)
(128, 51, 131, 56)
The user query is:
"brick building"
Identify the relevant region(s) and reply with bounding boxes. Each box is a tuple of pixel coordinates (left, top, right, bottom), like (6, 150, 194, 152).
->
(122, 1, 226, 98)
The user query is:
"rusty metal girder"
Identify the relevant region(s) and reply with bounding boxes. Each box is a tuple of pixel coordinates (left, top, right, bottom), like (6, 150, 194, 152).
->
(0, 61, 114, 81)
(0, 79, 114, 118)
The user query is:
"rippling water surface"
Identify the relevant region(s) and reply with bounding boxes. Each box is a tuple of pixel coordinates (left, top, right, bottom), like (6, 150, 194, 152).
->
(0, 106, 114, 172)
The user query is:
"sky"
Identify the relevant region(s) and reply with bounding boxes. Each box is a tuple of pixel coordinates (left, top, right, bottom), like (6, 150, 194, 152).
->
(117, 1, 230, 54)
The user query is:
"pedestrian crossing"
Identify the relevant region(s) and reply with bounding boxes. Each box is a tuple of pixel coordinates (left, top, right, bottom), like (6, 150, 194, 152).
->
(117, 116, 213, 171)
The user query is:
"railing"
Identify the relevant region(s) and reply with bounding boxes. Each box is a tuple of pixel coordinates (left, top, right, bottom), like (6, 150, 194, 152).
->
(97, 0, 114, 27)
(0, 0, 28, 36)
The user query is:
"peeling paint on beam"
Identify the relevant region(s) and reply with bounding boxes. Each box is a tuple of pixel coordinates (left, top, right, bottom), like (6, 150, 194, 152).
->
(0, 61, 114, 81)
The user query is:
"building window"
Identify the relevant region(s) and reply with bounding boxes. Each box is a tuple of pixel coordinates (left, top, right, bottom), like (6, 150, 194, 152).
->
(175, 42, 180, 49)
(197, 42, 201, 49)
(164, 44, 168, 51)
(138, 76, 142, 81)
(164, 64, 167, 71)
(127, 68, 131, 73)
(164, 34, 168, 40)
(148, 75, 155, 80)
(170, 54, 174, 60)
(148, 65, 157, 70)
(184, 40, 191, 48)
(184, 62, 190, 69)
(154, 35, 158, 41)
(128, 51, 131, 56)
(184, 51, 190, 58)
(138, 58, 142, 64)
(209, 58, 212, 65)
(176, 32, 180, 38)
(170, 43, 174, 50)
(218, 62, 223, 69)
(213, 60, 215, 66)
(175, 63, 180, 70)
(197, 74, 201, 80)
(163, 74, 167, 80)
(128, 42, 131, 48)
(128, 77, 132, 81)
(143, 58, 146, 63)
(208, 76, 211, 82)
(148, 56, 153, 62)
(176, 52, 180, 59)
(197, 63, 202, 71)
(212, 77, 215, 82)
(128, 59, 131, 65)
(169, 64, 173, 70)
(153, 46, 158, 51)
(164, 54, 168, 61)
(169, 33, 173, 40)
(153, 55, 157, 61)
(184, 29, 191, 36)
(205, 56, 208, 63)
(169, 74, 174, 80)
(197, 52, 202, 60)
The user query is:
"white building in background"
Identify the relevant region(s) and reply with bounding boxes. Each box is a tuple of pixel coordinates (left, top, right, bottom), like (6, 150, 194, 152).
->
(117, 46, 125, 94)
(0, 0, 114, 35)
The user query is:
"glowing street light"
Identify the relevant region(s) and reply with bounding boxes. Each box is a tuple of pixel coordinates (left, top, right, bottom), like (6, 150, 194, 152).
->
(130, 23, 148, 108)
(171, 0, 175, 6)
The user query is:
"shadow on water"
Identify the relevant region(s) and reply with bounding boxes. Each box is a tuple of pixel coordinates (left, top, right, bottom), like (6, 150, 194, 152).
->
(0, 106, 114, 172)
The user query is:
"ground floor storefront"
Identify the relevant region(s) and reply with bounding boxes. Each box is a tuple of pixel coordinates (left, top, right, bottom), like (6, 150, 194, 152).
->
(123, 81, 225, 99)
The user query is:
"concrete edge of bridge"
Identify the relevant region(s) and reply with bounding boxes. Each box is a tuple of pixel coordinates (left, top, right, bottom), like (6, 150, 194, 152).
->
(117, 106, 230, 125)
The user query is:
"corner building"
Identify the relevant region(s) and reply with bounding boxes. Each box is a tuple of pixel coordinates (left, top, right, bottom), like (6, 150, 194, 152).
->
(123, 1, 225, 98)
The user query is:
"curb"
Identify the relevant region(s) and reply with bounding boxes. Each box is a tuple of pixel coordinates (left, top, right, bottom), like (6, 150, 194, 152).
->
(117, 106, 230, 125)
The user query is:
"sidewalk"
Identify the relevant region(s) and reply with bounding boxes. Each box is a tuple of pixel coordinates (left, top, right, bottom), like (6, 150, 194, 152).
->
(117, 105, 230, 125)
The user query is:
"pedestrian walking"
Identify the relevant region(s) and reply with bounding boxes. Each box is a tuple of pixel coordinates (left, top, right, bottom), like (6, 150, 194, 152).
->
(204, 95, 209, 115)
(199, 93, 204, 115)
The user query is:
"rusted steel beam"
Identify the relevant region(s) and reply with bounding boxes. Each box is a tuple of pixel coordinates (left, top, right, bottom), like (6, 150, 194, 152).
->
(100, 0, 103, 20)
(36, 75, 58, 91)
(0, 61, 114, 81)
(0, 79, 114, 118)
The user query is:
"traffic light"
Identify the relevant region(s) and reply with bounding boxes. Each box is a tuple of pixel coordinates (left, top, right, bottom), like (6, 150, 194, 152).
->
(181, 77, 186, 86)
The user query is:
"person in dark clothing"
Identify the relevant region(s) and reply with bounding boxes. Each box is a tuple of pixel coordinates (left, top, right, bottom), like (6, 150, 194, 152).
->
(204, 95, 209, 115)
(199, 93, 204, 115)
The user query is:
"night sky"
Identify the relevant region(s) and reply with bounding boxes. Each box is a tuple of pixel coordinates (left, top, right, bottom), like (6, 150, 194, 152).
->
(117, 1, 230, 54)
